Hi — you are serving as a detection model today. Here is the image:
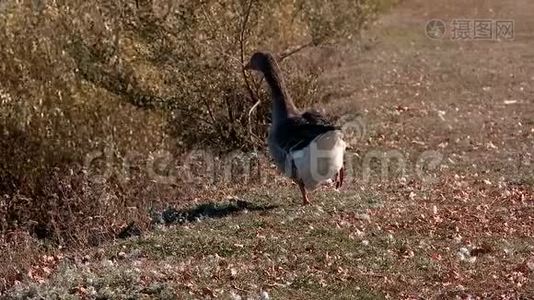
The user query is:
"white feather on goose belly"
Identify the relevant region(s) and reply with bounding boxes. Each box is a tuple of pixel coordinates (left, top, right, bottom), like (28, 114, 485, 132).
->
(290, 131, 346, 190)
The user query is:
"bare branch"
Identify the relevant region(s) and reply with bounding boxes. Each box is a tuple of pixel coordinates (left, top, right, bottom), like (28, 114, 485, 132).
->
(239, 0, 258, 104)
(200, 9, 242, 67)
(238, 0, 264, 145)
(278, 41, 314, 62)
(247, 98, 261, 138)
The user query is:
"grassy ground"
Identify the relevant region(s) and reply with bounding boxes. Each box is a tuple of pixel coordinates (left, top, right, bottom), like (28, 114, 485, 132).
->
(4, 0, 534, 298)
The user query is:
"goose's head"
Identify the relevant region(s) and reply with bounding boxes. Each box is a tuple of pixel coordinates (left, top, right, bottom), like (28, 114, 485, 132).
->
(244, 52, 276, 73)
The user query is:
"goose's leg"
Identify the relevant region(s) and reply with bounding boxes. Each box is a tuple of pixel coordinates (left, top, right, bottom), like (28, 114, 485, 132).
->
(341, 166, 346, 188)
(335, 166, 345, 189)
(298, 181, 310, 205)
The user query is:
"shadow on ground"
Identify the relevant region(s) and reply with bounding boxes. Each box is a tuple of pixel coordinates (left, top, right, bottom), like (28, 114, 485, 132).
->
(117, 199, 277, 239)
(158, 199, 278, 225)
(118, 199, 277, 239)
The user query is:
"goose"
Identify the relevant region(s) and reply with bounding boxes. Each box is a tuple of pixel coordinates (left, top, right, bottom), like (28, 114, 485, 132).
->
(245, 52, 346, 205)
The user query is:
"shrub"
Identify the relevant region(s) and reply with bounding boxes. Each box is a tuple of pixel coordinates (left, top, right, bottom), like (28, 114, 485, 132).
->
(0, 0, 392, 290)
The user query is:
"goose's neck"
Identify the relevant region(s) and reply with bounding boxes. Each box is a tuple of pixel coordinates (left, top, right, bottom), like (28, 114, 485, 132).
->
(263, 61, 298, 123)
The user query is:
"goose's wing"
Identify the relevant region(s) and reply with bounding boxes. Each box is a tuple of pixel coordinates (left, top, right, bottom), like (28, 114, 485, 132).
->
(276, 112, 340, 153)
(301, 110, 337, 127)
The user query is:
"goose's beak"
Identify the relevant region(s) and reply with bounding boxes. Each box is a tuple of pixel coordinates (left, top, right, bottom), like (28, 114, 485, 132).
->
(244, 62, 252, 70)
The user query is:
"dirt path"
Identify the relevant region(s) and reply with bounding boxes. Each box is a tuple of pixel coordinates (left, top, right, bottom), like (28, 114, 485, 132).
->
(332, 0, 534, 165)
(324, 0, 534, 296)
